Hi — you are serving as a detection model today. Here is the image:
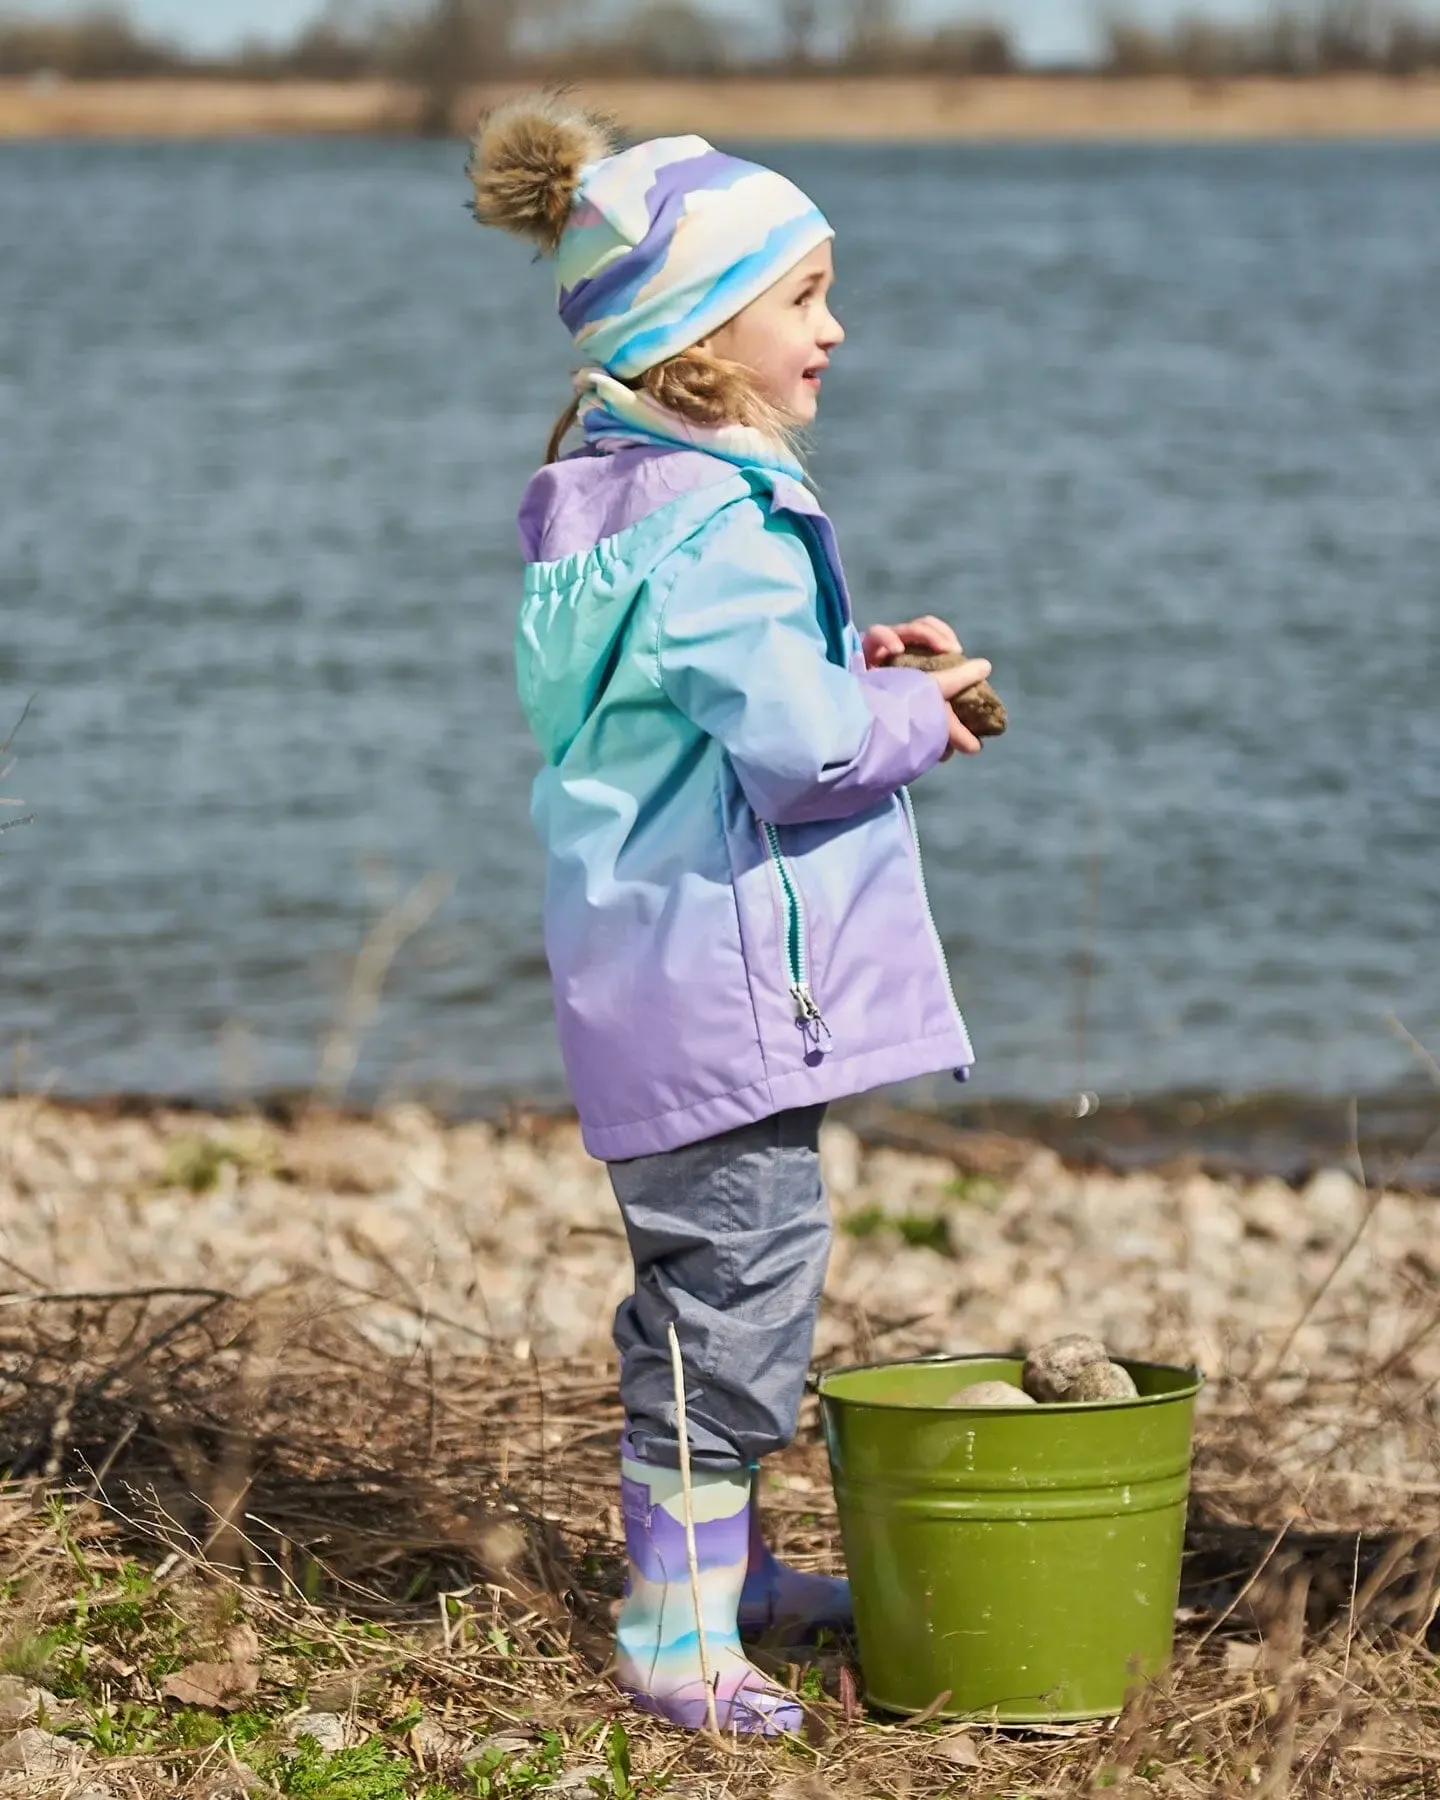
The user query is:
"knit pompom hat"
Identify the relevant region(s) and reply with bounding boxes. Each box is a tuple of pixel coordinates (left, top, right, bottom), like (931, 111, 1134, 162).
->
(469, 94, 833, 380)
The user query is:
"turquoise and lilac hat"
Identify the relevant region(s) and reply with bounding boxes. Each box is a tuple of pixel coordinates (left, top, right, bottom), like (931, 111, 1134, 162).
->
(554, 135, 834, 380)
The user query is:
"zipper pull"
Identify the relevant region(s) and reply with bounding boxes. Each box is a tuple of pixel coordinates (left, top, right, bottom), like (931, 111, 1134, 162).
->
(789, 983, 834, 1052)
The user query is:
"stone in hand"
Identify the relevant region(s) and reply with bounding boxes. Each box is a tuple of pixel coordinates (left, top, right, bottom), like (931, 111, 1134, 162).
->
(1022, 1333, 1109, 1403)
(945, 1379, 1036, 1407)
(890, 648, 1008, 738)
(1067, 1360, 1140, 1401)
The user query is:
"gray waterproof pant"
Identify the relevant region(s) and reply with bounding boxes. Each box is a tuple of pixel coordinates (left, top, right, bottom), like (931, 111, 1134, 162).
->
(608, 1104, 831, 1471)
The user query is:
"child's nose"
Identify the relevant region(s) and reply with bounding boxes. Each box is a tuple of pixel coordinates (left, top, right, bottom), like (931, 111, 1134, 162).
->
(821, 307, 845, 347)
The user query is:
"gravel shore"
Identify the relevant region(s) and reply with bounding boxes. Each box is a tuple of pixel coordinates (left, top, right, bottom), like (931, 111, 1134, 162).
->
(3, 1094, 1439, 1796)
(4, 1096, 1434, 1461)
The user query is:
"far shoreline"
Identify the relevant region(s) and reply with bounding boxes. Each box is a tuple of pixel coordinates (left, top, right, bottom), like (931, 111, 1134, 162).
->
(3, 73, 1440, 142)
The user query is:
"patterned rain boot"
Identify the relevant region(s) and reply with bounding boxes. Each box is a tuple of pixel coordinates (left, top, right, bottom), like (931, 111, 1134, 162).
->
(738, 1467, 852, 1640)
(614, 1436, 804, 1735)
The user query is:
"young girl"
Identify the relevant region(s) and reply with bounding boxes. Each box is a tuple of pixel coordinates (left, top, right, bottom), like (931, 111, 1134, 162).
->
(468, 95, 993, 1735)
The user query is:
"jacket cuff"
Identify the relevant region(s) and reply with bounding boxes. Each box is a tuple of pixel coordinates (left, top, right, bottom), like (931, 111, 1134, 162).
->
(752, 666, 950, 825)
(851, 665, 952, 786)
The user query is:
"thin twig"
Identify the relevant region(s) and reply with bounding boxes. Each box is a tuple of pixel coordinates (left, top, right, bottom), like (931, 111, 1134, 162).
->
(1257, 1098, 1378, 1383)
(313, 872, 452, 1105)
(0, 1286, 233, 1309)
(667, 1319, 720, 1740)
(1387, 1014, 1440, 1089)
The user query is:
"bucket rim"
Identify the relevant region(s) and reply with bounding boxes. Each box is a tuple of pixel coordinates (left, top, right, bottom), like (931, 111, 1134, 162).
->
(816, 1350, 1205, 1412)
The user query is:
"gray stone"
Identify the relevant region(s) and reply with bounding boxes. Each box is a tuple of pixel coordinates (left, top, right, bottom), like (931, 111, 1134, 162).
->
(200, 1767, 263, 1800)
(1022, 1334, 1109, 1402)
(0, 1679, 54, 1729)
(0, 1727, 78, 1775)
(540, 1765, 608, 1794)
(286, 1711, 349, 1753)
(1067, 1360, 1140, 1402)
(409, 1717, 467, 1769)
(463, 1732, 536, 1766)
(945, 1380, 1036, 1408)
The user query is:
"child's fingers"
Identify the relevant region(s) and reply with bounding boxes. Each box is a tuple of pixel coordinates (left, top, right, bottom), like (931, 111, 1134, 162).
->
(918, 619, 964, 655)
(863, 624, 906, 664)
(905, 615, 963, 654)
(932, 657, 993, 701)
(948, 714, 983, 756)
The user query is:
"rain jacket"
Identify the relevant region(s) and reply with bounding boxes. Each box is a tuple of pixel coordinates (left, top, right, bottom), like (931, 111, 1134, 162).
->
(516, 443, 974, 1162)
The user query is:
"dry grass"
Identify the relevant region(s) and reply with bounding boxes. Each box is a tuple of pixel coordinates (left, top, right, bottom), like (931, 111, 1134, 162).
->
(6, 74, 1440, 141)
(1, 1280, 1439, 1798)
(3, 1079, 1439, 1796)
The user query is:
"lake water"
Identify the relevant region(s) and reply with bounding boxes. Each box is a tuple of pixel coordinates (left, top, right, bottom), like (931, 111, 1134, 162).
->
(2, 137, 1437, 1135)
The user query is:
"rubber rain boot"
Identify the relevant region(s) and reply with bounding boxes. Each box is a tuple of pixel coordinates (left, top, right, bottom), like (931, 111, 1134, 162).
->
(738, 1466, 852, 1640)
(614, 1435, 803, 1735)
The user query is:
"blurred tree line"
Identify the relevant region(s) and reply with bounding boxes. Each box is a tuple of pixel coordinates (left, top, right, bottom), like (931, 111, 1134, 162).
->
(0, 1, 1013, 80)
(1102, 0, 1440, 76)
(2, 0, 1438, 83)
(0, 8, 181, 74)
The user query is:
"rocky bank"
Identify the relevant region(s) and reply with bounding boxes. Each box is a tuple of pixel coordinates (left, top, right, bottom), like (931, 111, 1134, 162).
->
(2, 1097, 1432, 1409)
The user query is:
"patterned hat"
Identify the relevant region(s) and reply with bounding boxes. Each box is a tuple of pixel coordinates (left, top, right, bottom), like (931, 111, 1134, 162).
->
(553, 136, 834, 379)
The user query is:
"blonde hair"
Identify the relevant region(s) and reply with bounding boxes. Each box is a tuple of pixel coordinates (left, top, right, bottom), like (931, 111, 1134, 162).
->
(546, 347, 802, 466)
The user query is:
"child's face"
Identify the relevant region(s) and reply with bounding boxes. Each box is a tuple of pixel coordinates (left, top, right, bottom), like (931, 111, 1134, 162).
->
(702, 241, 844, 427)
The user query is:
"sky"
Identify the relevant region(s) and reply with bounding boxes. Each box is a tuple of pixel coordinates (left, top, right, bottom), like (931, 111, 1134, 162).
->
(13, 0, 1410, 65)
(18, 0, 1440, 63)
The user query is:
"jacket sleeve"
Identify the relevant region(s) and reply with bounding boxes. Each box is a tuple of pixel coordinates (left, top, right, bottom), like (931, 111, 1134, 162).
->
(654, 498, 950, 826)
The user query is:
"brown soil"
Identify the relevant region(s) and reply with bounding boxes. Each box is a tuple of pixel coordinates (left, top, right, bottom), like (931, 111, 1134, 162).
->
(3, 74, 1440, 142)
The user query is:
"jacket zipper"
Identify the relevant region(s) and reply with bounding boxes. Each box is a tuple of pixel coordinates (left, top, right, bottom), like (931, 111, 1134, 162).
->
(899, 787, 968, 1037)
(761, 821, 833, 1051)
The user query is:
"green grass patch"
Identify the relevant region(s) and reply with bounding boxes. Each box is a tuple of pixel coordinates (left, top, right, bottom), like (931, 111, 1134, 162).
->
(461, 1731, 566, 1799)
(80, 1699, 167, 1757)
(160, 1128, 275, 1193)
(840, 1205, 953, 1254)
(945, 1171, 1004, 1206)
(1, 1510, 666, 1800)
(893, 1213, 951, 1253)
(265, 1736, 417, 1800)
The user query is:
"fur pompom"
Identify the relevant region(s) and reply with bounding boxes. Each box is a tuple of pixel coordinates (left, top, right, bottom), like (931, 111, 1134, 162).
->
(467, 92, 616, 253)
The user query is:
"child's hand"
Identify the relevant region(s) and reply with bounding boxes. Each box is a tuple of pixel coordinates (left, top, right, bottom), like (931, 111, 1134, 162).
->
(863, 617, 991, 758)
(930, 658, 994, 758)
(862, 616, 962, 667)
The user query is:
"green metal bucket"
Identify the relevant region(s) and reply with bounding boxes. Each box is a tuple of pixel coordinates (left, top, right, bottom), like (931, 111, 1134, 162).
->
(818, 1353, 1203, 1722)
